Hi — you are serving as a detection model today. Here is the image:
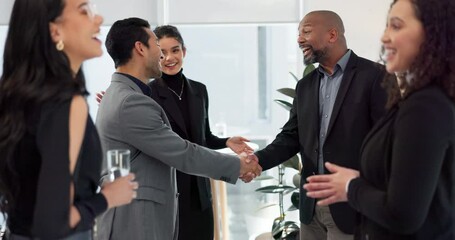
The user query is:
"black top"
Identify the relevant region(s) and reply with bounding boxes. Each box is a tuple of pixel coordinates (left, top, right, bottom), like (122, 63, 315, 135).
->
(349, 85, 455, 239)
(8, 98, 107, 239)
(149, 72, 228, 239)
(162, 70, 192, 140)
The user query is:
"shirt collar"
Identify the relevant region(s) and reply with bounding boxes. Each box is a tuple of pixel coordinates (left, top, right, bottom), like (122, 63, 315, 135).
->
(318, 49, 352, 76)
(115, 72, 152, 97)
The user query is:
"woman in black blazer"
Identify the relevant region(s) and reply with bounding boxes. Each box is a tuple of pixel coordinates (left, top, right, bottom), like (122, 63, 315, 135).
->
(150, 25, 252, 240)
(304, 0, 455, 239)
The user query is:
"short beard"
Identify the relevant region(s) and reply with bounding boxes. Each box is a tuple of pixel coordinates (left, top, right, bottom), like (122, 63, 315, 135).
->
(303, 48, 327, 65)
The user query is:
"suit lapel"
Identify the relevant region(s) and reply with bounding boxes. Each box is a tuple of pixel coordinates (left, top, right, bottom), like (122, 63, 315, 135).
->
(187, 79, 204, 144)
(326, 53, 358, 136)
(153, 78, 188, 135)
(311, 72, 321, 145)
(299, 70, 321, 159)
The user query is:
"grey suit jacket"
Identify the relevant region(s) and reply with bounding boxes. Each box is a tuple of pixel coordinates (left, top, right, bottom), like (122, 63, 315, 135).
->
(95, 73, 240, 240)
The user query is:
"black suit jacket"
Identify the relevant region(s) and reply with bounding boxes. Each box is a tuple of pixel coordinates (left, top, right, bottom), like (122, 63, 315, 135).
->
(348, 85, 455, 239)
(149, 76, 228, 211)
(256, 52, 387, 234)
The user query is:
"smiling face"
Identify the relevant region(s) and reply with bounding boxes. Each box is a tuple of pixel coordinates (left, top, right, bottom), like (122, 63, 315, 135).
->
(297, 13, 330, 65)
(159, 37, 186, 75)
(49, 0, 103, 72)
(381, 0, 425, 74)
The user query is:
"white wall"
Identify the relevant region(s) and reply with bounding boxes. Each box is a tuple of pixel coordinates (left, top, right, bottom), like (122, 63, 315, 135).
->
(169, 0, 300, 24)
(95, 0, 160, 25)
(0, 0, 160, 25)
(302, 0, 389, 62)
(0, 1, 14, 25)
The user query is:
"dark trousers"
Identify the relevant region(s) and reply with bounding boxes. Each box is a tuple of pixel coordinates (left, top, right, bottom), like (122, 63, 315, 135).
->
(178, 206, 214, 240)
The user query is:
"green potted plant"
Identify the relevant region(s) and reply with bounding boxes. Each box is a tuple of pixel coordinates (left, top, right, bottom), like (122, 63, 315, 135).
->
(255, 64, 315, 240)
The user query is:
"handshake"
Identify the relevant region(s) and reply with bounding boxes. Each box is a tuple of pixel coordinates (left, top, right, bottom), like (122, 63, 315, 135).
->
(238, 152, 261, 183)
(225, 136, 262, 183)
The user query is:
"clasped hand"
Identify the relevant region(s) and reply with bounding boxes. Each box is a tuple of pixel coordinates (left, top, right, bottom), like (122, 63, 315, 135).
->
(303, 162, 359, 206)
(238, 152, 262, 182)
(225, 136, 261, 183)
(238, 153, 261, 183)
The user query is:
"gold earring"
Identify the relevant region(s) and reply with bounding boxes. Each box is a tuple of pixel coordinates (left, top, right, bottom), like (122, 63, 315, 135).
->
(56, 40, 64, 51)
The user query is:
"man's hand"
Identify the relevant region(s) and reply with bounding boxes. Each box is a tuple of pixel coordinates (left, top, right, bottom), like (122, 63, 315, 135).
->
(101, 173, 138, 209)
(239, 153, 261, 183)
(226, 136, 253, 154)
(239, 153, 262, 182)
(96, 91, 106, 104)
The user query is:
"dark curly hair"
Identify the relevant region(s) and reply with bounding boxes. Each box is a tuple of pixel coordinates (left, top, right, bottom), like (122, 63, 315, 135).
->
(0, 0, 87, 214)
(382, 0, 455, 108)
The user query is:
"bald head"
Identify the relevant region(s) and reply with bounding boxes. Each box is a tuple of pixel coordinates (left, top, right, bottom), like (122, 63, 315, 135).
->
(303, 10, 345, 36)
(298, 10, 348, 71)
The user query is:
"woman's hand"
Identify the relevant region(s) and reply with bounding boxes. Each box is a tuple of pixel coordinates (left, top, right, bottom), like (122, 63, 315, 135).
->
(101, 173, 138, 209)
(303, 162, 359, 206)
(226, 136, 253, 154)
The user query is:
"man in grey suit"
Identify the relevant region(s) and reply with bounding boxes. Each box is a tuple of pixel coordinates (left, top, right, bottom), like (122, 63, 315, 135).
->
(95, 17, 261, 240)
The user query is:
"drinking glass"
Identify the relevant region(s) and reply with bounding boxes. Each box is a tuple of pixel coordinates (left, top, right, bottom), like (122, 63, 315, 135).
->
(107, 149, 130, 181)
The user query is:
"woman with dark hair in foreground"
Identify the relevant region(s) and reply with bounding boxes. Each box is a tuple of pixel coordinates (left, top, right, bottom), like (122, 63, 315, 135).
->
(0, 0, 137, 239)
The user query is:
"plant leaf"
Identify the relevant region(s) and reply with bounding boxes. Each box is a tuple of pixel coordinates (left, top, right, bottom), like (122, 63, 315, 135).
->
(274, 99, 292, 111)
(287, 205, 298, 211)
(281, 155, 300, 170)
(277, 88, 296, 98)
(255, 185, 297, 194)
(272, 221, 299, 239)
(255, 203, 278, 212)
(291, 192, 299, 210)
(288, 72, 300, 81)
(303, 64, 316, 77)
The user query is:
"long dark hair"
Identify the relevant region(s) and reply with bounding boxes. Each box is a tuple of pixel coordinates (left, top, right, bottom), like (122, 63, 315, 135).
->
(153, 25, 186, 50)
(382, 0, 455, 108)
(0, 0, 87, 214)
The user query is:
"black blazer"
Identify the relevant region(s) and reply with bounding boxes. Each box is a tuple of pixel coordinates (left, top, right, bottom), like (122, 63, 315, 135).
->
(256, 52, 387, 234)
(149, 76, 228, 210)
(348, 85, 455, 239)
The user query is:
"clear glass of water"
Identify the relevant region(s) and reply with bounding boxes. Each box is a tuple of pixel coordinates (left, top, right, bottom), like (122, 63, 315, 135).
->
(107, 149, 130, 181)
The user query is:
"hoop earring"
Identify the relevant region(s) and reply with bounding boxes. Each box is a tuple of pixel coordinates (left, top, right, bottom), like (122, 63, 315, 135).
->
(56, 40, 64, 51)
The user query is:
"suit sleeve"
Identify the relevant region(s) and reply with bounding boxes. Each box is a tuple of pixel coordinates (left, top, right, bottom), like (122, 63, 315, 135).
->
(255, 82, 301, 171)
(348, 92, 453, 234)
(119, 93, 240, 184)
(201, 86, 228, 149)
